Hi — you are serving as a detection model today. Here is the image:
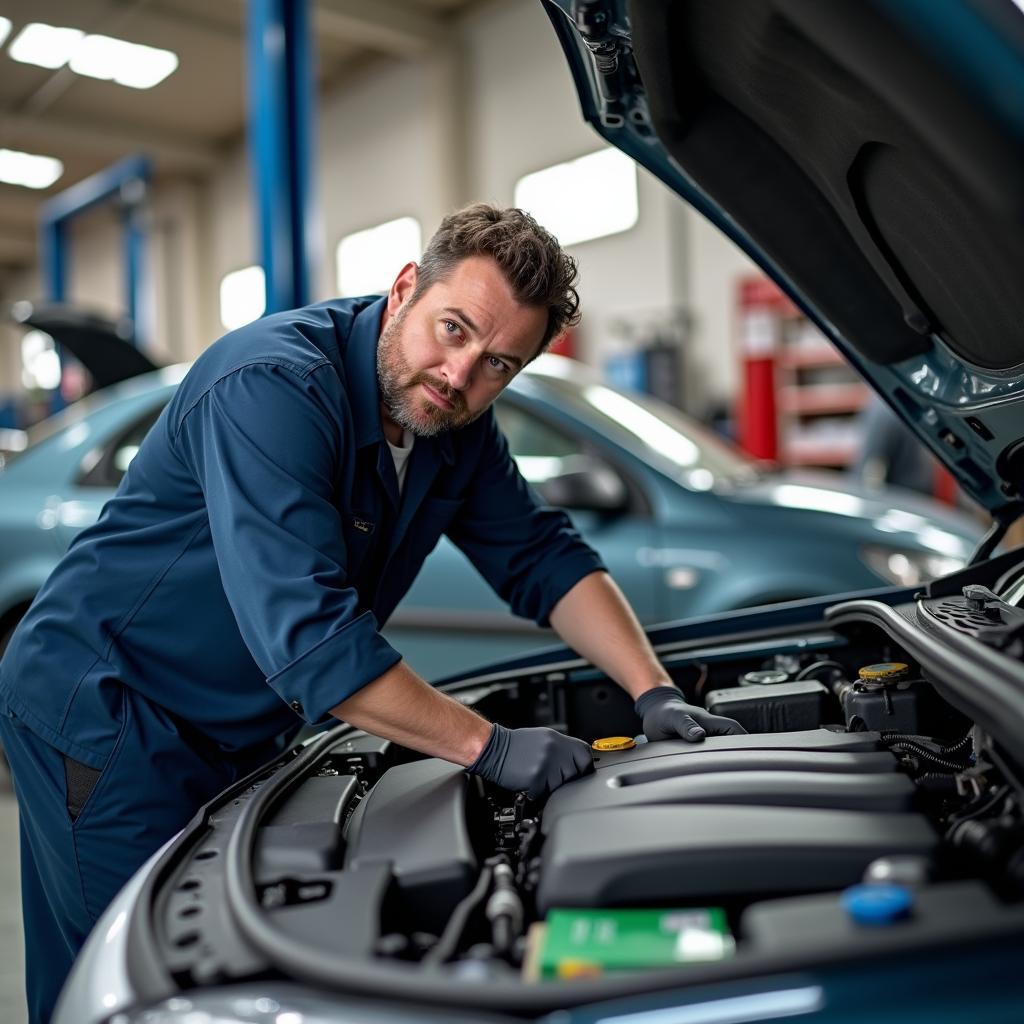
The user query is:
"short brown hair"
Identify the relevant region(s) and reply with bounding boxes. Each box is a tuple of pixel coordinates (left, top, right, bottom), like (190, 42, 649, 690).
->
(414, 203, 581, 351)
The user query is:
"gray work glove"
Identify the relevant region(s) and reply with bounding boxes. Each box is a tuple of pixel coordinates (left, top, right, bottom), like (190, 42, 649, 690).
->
(636, 686, 746, 742)
(468, 724, 594, 800)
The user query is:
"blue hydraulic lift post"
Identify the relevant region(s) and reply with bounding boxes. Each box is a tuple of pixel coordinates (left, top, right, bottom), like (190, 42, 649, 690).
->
(40, 219, 67, 303)
(38, 154, 152, 331)
(123, 200, 147, 334)
(37, 154, 152, 410)
(247, 0, 319, 314)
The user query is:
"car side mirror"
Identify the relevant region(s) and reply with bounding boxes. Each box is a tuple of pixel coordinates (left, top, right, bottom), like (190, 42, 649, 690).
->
(535, 455, 629, 514)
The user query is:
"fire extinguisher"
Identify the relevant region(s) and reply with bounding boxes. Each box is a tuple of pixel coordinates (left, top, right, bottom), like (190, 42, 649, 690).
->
(736, 276, 790, 461)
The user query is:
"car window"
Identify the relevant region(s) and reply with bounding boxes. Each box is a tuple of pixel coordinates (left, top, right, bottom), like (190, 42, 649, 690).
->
(527, 369, 758, 488)
(494, 400, 585, 485)
(77, 403, 167, 488)
(14, 391, 124, 462)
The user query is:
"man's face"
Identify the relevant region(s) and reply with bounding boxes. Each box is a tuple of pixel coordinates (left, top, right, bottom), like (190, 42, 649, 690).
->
(377, 255, 548, 438)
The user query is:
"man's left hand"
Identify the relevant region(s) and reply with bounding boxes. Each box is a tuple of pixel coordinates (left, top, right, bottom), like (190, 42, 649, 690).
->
(636, 686, 746, 742)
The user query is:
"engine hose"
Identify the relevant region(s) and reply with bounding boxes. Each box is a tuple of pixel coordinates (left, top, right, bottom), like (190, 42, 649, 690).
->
(422, 863, 495, 968)
(888, 741, 971, 773)
(881, 730, 973, 756)
(915, 772, 961, 789)
(941, 733, 974, 755)
(889, 742, 967, 770)
(888, 738, 967, 761)
(486, 861, 524, 958)
(947, 786, 1010, 830)
(795, 660, 845, 681)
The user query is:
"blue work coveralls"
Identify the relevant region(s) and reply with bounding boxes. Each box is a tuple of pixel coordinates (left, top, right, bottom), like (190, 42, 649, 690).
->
(0, 294, 604, 1022)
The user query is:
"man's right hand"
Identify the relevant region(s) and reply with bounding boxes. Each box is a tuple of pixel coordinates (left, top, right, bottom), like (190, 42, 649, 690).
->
(468, 724, 594, 800)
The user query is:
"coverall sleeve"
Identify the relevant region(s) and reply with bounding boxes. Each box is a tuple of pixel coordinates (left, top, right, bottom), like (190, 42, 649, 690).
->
(176, 361, 401, 723)
(447, 413, 606, 626)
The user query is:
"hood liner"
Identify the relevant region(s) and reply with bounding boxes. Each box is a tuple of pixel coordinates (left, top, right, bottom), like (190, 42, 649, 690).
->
(630, 0, 1024, 371)
(547, 0, 1024, 518)
(15, 302, 159, 390)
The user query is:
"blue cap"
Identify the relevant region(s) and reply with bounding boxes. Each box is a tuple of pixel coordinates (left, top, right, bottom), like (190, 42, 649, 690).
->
(841, 883, 913, 925)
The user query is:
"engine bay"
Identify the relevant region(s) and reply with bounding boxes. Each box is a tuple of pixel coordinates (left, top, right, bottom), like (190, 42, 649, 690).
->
(332, 658, 1010, 982)
(141, 582, 1024, 1006)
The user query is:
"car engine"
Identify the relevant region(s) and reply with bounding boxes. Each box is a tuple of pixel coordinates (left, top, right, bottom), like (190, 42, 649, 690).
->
(235, 649, 1017, 982)
(144, 590, 1024, 1003)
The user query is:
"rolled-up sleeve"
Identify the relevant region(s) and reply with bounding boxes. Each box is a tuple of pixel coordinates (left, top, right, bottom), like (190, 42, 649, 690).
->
(448, 414, 606, 626)
(176, 362, 401, 722)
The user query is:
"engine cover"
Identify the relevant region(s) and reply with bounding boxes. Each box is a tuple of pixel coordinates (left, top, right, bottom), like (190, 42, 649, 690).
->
(536, 803, 937, 912)
(536, 729, 934, 911)
(344, 759, 477, 933)
(543, 730, 908, 832)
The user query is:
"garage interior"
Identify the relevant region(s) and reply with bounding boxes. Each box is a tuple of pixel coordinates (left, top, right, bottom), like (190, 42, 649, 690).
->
(0, 2, 1020, 1021)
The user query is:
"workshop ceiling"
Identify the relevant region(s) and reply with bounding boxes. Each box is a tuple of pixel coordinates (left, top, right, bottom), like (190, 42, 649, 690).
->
(0, 0, 493, 278)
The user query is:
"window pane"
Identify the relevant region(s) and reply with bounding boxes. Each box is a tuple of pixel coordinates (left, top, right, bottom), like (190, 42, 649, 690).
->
(336, 216, 422, 298)
(495, 401, 583, 485)
(514, 148, 638, 247)
(220, 265, 265, 331)
(79, 404, 165, 488)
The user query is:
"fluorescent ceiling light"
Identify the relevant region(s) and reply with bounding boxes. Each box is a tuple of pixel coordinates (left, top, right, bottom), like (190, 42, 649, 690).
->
(514, 147, 638, 247)
(220, 266, 266, 331)
(0, 18, 12, 48)
(8, 22, 84, 68)
(336, 217, 422, 298)
(70, 34, 178, 90)
(0, 148, 63, 189)
(8, 22, 178, 89)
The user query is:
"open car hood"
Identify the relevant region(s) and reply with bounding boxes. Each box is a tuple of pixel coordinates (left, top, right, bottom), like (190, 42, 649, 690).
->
(11, 301, 159, 390)
(544, 0, 1024, 521)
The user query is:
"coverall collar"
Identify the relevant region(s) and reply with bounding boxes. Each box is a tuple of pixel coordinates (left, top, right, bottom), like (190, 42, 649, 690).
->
(342, 295, 455, 468)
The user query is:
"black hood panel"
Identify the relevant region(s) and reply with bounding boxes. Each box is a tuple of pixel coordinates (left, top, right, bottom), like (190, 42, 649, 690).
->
(630, 0, 1024, 371)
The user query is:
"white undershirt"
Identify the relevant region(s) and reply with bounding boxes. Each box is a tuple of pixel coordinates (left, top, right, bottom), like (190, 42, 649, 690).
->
(387, 429, 415, 494)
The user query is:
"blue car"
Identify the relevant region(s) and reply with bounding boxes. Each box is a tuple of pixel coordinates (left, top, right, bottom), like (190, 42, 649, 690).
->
(0, 354, 977, 678)
(40, 0, 1024, 1019)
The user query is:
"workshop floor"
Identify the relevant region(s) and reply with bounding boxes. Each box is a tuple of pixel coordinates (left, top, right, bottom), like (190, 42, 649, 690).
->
(0, 791, 27, 1024)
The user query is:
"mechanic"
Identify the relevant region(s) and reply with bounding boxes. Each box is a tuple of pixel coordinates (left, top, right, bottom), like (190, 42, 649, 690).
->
(0, 203, 743, 1022)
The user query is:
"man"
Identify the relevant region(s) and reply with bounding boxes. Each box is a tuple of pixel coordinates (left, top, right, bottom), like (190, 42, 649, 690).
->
(0, 204, 741, 1022)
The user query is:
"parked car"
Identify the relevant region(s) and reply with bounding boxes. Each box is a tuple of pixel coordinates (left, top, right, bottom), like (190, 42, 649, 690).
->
(38, 0, 1024, 1019)
(0, 353, 979, 677)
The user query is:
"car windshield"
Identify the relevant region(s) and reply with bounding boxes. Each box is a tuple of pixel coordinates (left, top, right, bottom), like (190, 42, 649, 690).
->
(527, 361, 759, 489)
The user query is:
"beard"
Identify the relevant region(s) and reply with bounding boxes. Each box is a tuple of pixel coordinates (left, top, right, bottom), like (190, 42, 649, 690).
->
(376, 305, 477, 437)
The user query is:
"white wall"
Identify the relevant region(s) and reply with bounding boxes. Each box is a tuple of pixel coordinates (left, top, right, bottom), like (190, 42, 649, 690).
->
(686, 207, 762, 406)
(201, 144, 255, 347)
(148, 180, 211, 364)
(462, 0, 688, 376)
(67, 209, 124, 321)
(316, 54, 462, 300)
(0, 266, 40, 400)
(0, 0, 762, 414)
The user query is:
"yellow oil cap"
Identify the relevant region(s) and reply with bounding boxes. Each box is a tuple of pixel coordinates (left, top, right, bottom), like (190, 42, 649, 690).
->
(858, 662, 910, 681)
(557, 959, 603, 979)
(592, 736, 636, 751)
